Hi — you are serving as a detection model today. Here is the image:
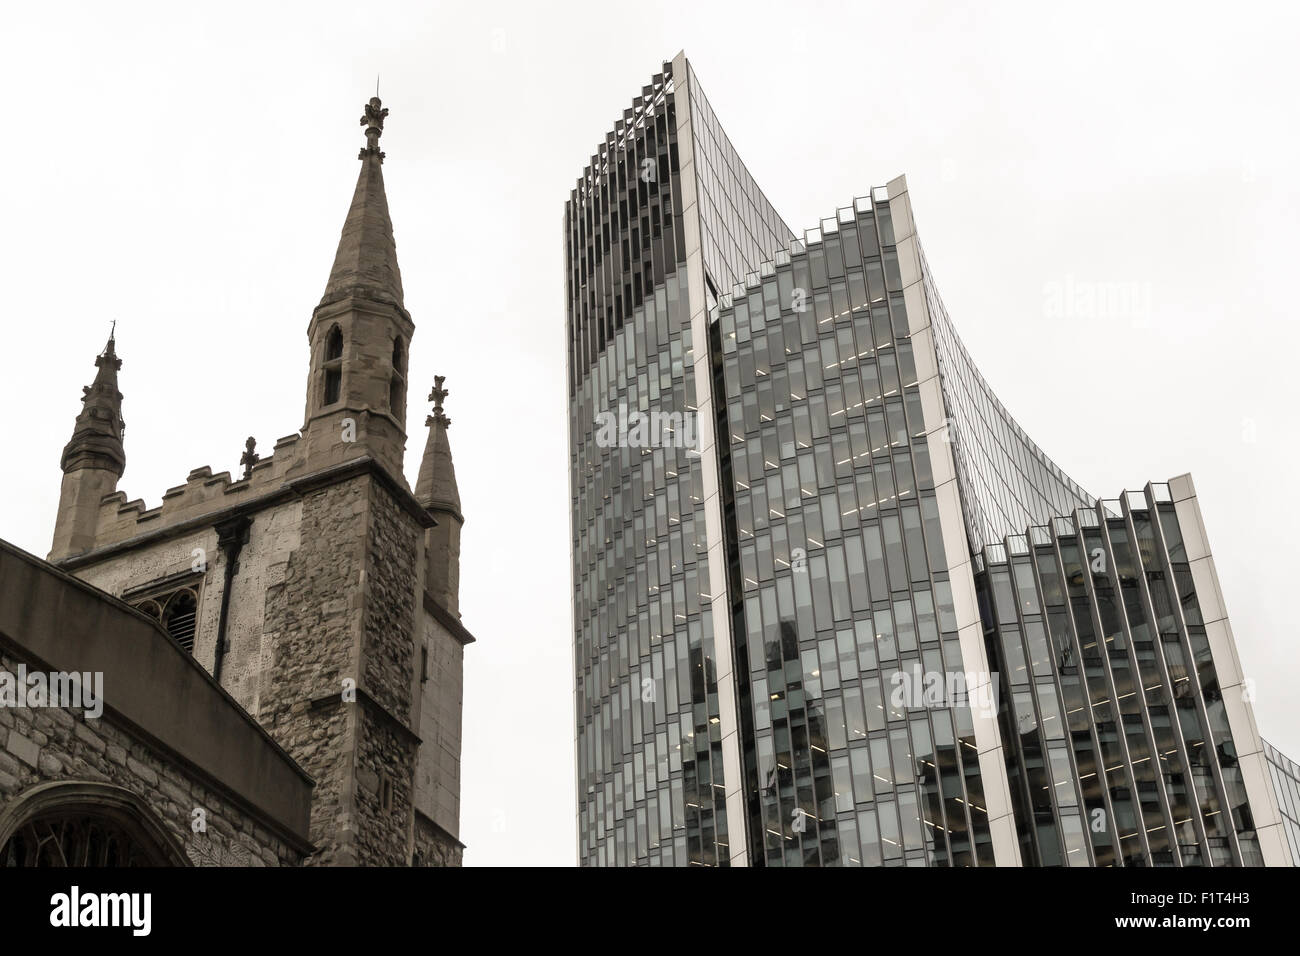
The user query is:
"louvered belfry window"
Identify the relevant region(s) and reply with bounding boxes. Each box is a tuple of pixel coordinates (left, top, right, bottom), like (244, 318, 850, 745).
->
(124, 561, 207, 659)
(162, 589, 198, 653)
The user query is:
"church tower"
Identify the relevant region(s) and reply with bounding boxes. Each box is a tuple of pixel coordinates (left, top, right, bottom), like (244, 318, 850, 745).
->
(256, 96, 434, 865)
(293, 96, 412, 484)
(39, 95, 472, 867)
(49, 331, 125, 560)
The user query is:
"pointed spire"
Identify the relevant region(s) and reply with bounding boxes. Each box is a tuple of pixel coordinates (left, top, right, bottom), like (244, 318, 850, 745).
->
(60, 328, 126, 476)
(417, 375, 464, 616)
(416, 375, 461, 518)
(319, 96, 404, 310)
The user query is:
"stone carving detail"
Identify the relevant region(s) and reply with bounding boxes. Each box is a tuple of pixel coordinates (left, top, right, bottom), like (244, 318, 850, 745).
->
(239, 437, 259, 480)
(427, 375, 450, 428)
(359, 97, 388, 161)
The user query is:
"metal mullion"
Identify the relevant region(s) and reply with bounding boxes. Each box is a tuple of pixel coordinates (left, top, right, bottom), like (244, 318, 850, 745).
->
(981, 558, 1045, 864)
(996, 544, 1062, 865)
(916, 707, 957, 867)
(1121, 496, 1211, 864)
(1051, 527, 1125, 865)
(1143, 483, 1244, 866)
(622, 116, 639, 332)
(1026, 534, 1096, 866)
(1072, 505, 1153, 865)
(1097, 510, 1181, 865)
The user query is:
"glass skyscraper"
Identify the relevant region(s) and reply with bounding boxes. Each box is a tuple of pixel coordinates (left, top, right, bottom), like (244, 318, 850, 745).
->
(564, 52, 1293, 867)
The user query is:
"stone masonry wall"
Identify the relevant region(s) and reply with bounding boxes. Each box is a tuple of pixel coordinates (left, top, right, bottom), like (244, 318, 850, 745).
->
(0, 647, 303, 866)
(261, 476, 369, 865)
(353, 706, 414, 866)
(49, 466, 430, 868)
(220, 500, 303, 717)
(259, 474, 422, 867)
(414, 612, 464, 842)
(413, 811, 463, 867)
(70, 499, 305, 720)
(362, 482, 419, 723)
(351, 480, 421, 865)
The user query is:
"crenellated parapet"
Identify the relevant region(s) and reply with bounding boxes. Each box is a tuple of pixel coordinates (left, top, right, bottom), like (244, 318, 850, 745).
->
(84, 433, 305, 550)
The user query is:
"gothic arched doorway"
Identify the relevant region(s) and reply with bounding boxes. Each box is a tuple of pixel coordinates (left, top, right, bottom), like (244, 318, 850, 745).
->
(0, 781, 189, 867)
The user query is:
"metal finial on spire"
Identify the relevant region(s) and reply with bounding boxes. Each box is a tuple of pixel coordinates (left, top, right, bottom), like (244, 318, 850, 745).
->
(240, 436, 259, 480)
(98, 321, 122, 370)
(359, 96, 389, 162)
(426, 375, 450, 428)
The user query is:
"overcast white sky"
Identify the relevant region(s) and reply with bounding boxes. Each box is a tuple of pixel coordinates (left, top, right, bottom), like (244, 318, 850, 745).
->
(2, 1, 1297, 866)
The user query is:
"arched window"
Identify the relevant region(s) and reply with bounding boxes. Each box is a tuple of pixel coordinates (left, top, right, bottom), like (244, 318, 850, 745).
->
(135, 599, 162, 621)
(0, 782, 189, 867)
(123, 578, 204, 652)
(162, 589, 198, 654)
(323, 325, 344, 406)
(389, 337, 406, 414)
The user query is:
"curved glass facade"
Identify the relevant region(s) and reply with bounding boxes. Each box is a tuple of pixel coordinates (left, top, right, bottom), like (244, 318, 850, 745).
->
(566, 54, 1289, 867)
(711, 195, 996, 866)
(566, 66, 719, 867)
(564, 59, 791, 866)
(921, 250, 1094, 553)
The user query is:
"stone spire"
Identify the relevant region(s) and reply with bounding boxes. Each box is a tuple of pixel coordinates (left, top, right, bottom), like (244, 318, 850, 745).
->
(295, 96, 414, 487)
(416, 376, 461, 518)
(416, 376, 463, 616)
(319, 97, 404, 311)
(60, 329, 126, 476)
(50, 329, 126, 559)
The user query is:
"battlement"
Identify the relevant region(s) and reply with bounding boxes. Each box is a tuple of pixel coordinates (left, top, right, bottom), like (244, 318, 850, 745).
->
(88, 433, 305, 548)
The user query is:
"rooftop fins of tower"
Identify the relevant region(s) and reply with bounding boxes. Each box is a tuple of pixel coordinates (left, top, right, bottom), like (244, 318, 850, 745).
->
(49, 330, 126, 560)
